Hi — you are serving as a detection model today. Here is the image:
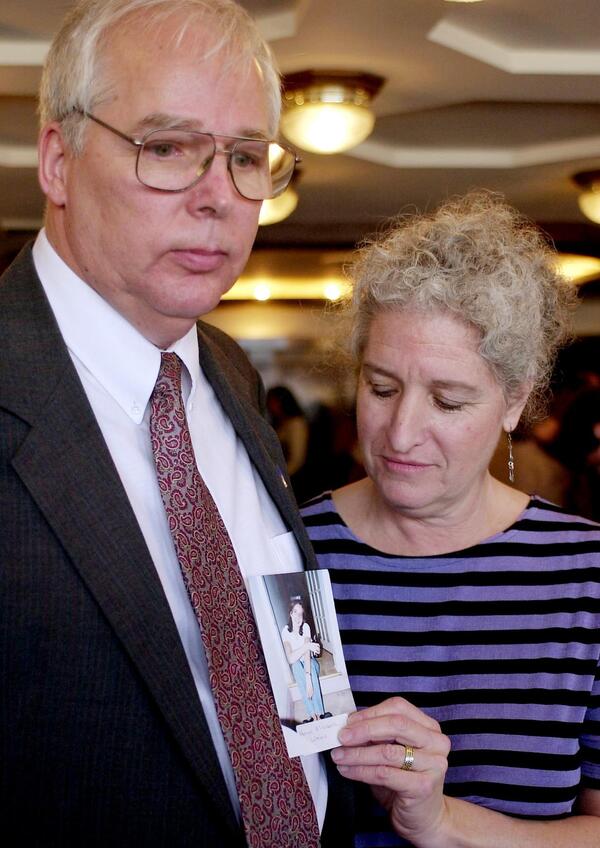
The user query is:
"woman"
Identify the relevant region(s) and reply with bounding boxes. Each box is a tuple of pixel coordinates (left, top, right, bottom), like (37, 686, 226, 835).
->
(302, 192, 600, 846)
(281, 597, 325, 722)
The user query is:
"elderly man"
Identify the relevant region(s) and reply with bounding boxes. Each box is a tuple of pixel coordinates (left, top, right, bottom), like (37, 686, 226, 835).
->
(0, 1, 352, 845)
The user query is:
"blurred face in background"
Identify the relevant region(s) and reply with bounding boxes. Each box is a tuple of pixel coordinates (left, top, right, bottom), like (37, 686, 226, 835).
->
(588, 423, 600, 474)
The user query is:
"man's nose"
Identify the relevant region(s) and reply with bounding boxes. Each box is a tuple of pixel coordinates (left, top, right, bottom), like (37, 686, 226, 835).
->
(186, 150, 238, 215)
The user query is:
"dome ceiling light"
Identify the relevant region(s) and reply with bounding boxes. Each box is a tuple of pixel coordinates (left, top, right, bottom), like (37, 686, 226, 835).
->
(259, 172, 300, 226)
(281, 70, 385, 154)
(572, 170, 600, 224)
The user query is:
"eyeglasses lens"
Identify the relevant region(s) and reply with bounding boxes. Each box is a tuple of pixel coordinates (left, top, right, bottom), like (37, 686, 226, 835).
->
(137, 130, 295, 200)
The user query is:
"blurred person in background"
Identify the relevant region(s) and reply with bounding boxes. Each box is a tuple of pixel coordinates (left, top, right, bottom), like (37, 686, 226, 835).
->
(267, 385, 310, 482)
(302, 191, 600, 847)
(554, 387, 600, 521)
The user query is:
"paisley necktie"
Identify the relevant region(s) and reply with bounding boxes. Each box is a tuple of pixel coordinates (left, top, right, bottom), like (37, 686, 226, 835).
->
(150, 352, 320, 848)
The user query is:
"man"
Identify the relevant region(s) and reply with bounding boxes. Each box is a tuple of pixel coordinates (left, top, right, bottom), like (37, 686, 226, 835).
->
(0, 1, 352, 844)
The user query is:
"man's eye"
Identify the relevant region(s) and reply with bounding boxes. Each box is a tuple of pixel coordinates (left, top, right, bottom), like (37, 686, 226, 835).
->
(231, 145, 267, 170)
(145, 141, 179, 158)
(232, 151, 255, 168)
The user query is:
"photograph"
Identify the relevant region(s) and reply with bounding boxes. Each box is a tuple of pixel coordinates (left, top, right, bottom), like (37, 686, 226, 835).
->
(248, 569, 355, 757)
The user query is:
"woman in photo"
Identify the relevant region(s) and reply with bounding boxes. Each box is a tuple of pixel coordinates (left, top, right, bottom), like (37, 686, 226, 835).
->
(281, 597, 325, 723)
(302, 191, 600, 846)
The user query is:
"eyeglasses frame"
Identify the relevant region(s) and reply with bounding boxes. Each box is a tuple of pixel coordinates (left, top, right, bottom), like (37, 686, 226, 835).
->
(74, 109, 300, 201)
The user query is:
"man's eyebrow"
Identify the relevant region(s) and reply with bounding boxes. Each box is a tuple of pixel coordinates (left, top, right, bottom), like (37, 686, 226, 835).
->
(131, 113, 270, 140)
(131, 113, 203, 135)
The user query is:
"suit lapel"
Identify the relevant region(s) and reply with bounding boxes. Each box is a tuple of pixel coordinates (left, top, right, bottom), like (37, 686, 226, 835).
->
(1, 248, 238, 832)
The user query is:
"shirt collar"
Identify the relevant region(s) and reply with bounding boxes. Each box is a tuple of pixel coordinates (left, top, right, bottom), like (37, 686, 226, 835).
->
(32, 229, 200, 423)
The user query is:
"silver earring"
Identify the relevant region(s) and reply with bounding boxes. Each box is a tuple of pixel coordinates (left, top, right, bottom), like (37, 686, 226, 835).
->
(507, 432, 515, 484)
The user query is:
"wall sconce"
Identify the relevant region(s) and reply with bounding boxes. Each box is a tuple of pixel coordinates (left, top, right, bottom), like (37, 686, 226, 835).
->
(281, 70, 385, 154)
(572, 170, 600, 224)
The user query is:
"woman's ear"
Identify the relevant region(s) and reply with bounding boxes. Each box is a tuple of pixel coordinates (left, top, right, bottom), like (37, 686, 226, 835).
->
(503, 382, 533, 434)
(38, 123, 70, 207)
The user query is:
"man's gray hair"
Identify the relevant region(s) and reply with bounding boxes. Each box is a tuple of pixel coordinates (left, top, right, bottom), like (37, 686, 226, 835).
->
(346, 190, 578, 424)
(39, 0, 281, 153)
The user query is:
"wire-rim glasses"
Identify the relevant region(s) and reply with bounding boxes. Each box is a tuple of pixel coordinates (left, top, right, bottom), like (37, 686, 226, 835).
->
(76, 110, 299, 201)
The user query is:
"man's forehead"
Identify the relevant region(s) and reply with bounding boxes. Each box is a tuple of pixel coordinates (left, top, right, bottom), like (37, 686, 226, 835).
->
(102, 7, 230, 58)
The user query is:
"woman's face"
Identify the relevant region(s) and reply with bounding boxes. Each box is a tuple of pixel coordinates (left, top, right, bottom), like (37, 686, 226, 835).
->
(356, 309, 527, 520)
(290, 603, 304, 627)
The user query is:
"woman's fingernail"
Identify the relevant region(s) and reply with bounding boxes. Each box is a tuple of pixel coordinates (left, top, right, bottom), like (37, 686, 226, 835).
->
(338, 727, 354, 744)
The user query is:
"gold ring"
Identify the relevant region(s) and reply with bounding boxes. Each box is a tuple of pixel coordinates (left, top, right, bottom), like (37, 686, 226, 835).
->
(401, 744, 414, 771)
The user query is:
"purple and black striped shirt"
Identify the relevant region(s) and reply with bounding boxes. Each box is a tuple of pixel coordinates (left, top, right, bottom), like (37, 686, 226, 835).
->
(301, 493, 600, 847)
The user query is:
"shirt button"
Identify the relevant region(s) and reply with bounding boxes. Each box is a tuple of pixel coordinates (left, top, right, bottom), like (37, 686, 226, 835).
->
(131, 401, 141, 416)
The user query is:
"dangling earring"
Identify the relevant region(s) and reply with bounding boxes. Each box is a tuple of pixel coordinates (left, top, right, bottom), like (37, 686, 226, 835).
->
(507, 431, 515, 484)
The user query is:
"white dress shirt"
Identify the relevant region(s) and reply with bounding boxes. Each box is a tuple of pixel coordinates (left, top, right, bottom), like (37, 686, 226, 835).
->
(32, 229, 327, 829)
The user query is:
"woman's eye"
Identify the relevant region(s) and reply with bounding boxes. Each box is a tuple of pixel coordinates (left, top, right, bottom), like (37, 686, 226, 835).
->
(370, 384, 395, 398)
(434, 397, 464, 412)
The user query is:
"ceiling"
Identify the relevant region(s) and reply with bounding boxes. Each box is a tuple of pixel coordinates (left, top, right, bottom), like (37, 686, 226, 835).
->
(2, 0, 600, 281)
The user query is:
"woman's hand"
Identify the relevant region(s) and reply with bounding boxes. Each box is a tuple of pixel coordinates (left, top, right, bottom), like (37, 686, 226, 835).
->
(332, 697, 451, 848)
(309, 641, 320, 656)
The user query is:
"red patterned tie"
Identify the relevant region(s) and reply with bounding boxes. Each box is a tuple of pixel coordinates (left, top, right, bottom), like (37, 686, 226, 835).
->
(150, 353, 320, 848)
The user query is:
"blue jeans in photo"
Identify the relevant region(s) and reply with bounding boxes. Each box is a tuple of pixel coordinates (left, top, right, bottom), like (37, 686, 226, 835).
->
(292, 656, 324, 718)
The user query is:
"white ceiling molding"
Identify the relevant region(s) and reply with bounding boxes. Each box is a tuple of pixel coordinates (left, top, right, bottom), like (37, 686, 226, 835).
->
(6, 133, 600, 172)
(0, 143, 37, 167)
(0, 38, 48, 66)
(256, 0, 308, 41)
(351, 134, 600, 169)
(428, 20, 600, 75)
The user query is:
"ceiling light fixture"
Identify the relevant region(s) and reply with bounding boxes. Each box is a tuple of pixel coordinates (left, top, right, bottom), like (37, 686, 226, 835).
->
(281, 70, 385, 154)
(259, 172, 300, 226)
(572, 170, 600, 224)
(556, 253, 600, 285)
(259, 185, 298, 226)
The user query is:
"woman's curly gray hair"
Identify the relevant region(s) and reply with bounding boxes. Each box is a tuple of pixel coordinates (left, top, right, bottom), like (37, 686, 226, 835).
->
(347, 190, 577, 423)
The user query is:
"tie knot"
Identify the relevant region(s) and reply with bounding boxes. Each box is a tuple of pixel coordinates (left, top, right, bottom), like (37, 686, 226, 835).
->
(159, 351, 182, 382)
(152, 352, 183, 407)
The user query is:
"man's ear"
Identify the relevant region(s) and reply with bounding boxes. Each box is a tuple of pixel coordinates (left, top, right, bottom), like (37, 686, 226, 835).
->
(38, 122, 71, 207)
(503, 381, 533, 434)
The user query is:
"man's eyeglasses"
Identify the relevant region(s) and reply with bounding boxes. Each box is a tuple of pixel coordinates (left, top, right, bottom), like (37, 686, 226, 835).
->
(76, 110, 299, 201)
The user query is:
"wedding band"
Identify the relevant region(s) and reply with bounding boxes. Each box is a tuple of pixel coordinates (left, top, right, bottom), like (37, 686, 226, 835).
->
(401, 745, 414, 771)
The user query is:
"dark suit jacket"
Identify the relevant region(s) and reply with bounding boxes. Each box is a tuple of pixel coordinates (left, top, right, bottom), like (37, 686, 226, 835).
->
(0, 246, 353, 847)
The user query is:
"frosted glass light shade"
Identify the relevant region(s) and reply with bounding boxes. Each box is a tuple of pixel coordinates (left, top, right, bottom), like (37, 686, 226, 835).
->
(281, 72, 384, 154)
(281, 99, 375, 154)
(578, 190, 600, 225)
(259, 186, 299, 226)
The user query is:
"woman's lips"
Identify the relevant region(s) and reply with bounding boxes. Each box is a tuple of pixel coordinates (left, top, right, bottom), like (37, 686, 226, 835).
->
(382, 456, 433, 473)
(171, 248, 227, 272)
